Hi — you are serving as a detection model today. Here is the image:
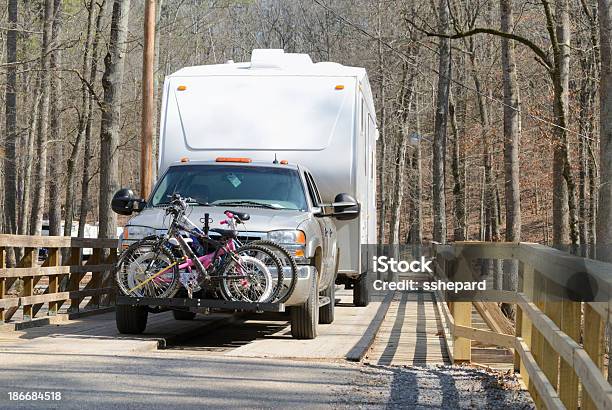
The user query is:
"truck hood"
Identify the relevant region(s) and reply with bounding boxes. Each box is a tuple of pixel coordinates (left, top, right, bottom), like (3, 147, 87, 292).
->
(125, 206, 311, 234)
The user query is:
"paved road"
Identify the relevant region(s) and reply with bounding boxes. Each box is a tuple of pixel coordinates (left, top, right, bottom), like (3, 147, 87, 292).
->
(0, 287, 533, 409)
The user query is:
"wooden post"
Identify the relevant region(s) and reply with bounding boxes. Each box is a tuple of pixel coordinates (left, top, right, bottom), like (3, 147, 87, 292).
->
(582, 303, 605, 410)
(20, 247, 36, 321)
(529, 270, 544, 407)
(140, 0, 155, 198)
(558, 298, 580, 409)
(103, 247, 118, 306)
(452, 302, 472, 363)
(87, 248, 102, 308)
(541, 277, 561, 399)
(47, 248, 61, 315)
(517, 262, 535, 387)
(0, 247, 5, 321)
(68, 247, 82, 313)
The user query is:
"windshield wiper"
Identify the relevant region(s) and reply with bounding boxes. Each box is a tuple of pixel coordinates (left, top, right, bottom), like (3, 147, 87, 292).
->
(215, 200, 279, 209)
(153, 200, 212, 207)
(186, 200, 213, 206)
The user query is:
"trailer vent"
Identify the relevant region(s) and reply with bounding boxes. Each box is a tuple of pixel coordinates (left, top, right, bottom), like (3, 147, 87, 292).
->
(250, 49, 313, 69)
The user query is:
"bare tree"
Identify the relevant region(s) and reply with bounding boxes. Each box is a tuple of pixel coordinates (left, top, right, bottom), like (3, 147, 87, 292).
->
(432, 0, 450, 243)
(597, 0, 612, 383)
(598, 0, 612, 253)
(29, 0, 55, 236)
(99, 0, 131, 239)
(3, 0, 18, 265)
(48, 0, 64, 237)
(79, 0, 107, 237)
(390, 63, 417, 244)
(499, 0, 521, 317)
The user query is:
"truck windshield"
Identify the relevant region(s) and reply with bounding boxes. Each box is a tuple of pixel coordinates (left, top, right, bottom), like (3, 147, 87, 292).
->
(150, 165, 308, 211)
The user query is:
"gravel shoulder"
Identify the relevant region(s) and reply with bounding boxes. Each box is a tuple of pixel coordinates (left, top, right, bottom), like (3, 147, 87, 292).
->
(334, 364, 535, 409)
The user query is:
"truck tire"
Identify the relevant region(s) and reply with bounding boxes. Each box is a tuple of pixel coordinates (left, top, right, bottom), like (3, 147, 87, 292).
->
(116, 305, 148, 334)
(319, 283, 335, 324)
(172, 309, 196, 321)
(290, 275, 319, 339)
(353, 273, 370, 307)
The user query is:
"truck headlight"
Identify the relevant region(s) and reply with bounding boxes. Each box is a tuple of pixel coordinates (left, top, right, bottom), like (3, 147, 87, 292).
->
(267, 230, 306, 259)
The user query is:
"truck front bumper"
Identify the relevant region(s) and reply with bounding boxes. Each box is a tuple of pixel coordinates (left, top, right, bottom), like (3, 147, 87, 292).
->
(283, 265, 317, 306)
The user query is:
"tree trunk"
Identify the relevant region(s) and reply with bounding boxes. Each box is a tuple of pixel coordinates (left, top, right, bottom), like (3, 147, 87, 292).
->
(99, 0, 131, 239)
(432, 0, 450, 243)
(48, 0, 64, 237)
(598, 0, 612, 253)
(549, 0, 578, 248)
(29, 0, 55, 236)
(79, 0, 107, 237)
(408, 95, 423, 245)
(500, 0, 521, 317)
(376, 0, 387, 243)
(20, 90, 42, 236)
(449, 95, 466, 241)
(3, 0, 18, 265)
(64, 0, 99, 238)
(390, 66, 416, 244)
(598, 0, 612, 383)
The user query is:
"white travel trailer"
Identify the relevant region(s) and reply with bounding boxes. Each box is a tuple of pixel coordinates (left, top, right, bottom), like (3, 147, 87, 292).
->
(158, 49, 378, 300)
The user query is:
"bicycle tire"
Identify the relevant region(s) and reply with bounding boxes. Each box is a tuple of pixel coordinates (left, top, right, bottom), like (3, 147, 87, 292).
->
(248, 240, 299, 303)
(115, 238, 181, 299)
(218, 244, 283, 303)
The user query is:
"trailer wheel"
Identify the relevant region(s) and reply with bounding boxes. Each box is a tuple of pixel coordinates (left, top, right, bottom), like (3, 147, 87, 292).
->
(319, 283, 335, 324)
(290, 275, 318, 339)
(172, 310, 196, 321)
(353, 273, 370, 307)
(116, 305, 148, 334)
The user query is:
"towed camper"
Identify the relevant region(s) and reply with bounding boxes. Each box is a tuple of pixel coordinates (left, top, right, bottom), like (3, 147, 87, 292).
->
(116, 49, 377, 338)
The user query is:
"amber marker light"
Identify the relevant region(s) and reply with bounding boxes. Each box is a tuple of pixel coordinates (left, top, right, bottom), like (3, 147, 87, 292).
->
(177, 85, 187, 91)
(215, 157, 252, 163)
(335, 85, 345, 90)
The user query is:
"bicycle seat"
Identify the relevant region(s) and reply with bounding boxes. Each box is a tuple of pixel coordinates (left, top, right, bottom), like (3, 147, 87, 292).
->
(209, 228, 238, 239)
(226, 210, 250, 221)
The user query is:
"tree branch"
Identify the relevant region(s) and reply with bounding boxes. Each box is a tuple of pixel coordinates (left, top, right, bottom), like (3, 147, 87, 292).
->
(408, 22, 553, 69)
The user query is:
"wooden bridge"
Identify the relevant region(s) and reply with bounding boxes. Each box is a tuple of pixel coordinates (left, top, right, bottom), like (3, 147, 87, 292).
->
(1, 236, 611, 409)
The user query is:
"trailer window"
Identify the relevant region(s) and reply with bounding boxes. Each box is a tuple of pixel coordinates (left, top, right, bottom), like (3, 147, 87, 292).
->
(151, 165, 308, 211)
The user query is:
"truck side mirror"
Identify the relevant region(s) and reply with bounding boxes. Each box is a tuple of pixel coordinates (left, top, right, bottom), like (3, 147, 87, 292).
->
(332, 193, 360, 221)
(111, 188, 146, 215)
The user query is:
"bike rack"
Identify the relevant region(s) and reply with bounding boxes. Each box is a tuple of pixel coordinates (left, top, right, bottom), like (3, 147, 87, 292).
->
(116, 295, 286, 313)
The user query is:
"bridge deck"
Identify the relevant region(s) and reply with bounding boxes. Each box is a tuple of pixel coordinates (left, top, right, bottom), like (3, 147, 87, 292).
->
(365, 290, 450, 366)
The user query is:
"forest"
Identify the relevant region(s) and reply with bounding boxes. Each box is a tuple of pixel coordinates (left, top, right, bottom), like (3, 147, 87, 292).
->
(0, 0, 611, 260)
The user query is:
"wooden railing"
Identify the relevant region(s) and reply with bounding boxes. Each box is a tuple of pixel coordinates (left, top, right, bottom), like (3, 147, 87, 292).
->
(431, 242, 612, 410)
(0, 235, 118, 325)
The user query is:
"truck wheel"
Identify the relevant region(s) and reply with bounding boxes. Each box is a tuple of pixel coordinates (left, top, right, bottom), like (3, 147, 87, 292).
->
(290, 275, 319, 339)
(172, 309, 196, 321)
(319, 283, 335, 324)
(116, 305, 148, 334)
(353, 273, 370, 307)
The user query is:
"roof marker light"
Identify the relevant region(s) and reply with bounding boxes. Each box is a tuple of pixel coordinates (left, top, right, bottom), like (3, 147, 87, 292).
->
(216, 157, 252, 163)
(280, 160, 289, 165)
(335, 85, 345, 90)
(177, 85, 187, 91)
(180, 157, 189, 162)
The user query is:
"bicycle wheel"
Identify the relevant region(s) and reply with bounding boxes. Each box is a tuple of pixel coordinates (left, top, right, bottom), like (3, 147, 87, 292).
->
(218, 244, 279, 302)
(248, 240, 299, 303)
(115, 238, 181, 298)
